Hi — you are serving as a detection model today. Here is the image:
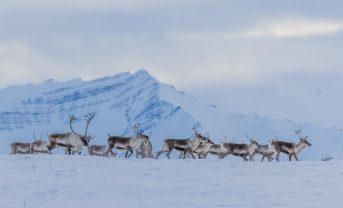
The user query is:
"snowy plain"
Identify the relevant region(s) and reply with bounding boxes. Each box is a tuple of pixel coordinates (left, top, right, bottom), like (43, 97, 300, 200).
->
(0, 155, 342, 208)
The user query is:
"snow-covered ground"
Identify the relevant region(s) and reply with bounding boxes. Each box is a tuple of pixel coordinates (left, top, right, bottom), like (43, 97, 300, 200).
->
(1, 155, 342, 208)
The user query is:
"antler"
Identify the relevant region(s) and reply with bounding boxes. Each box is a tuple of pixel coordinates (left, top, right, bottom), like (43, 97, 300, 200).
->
(33, 131, 38, 141)
(132, 123, 142, 137)
(246, 132, 257, 143)
(295, 129, 310, 141)
(295, 129, 302, 138)
(192, 122, 202, 135)
(246, 132, 253, 140)
(70, 115, 82, 137)
(84, 113, 96, 137)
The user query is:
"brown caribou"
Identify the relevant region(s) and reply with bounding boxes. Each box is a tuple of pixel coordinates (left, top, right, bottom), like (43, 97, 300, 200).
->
(155, 128, 206, 159)
(105, 123, 150, 158)
(271, 130, 311, 161)
(221, 134, 260, 161)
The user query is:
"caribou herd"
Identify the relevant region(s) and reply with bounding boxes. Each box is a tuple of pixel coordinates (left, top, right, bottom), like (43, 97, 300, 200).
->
(9, 114, 312, 161)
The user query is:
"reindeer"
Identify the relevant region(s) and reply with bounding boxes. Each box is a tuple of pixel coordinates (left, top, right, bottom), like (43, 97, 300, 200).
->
(204, 137, 236, 159)
(271, 130, 311, 161)
(30, 131, 51, 154)
(135, 139, 153, 158)
(134, 130, 153, 159)
(88, 145, 116, 157)
(221, 134, 260, 161)
(47, 113, 95, 155)
(205, 142, 224, 159)
(10, 142, 31, 154)
(256, 144, 274, 162)
(105, 123, 150, 158)
(188, 135, 214, 159)
(155, 128, 205, 159)
(255, 144, 274, 162)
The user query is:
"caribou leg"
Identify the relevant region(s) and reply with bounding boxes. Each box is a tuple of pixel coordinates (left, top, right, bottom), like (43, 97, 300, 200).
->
(155, 150, 166, 159)
(166, 150, 172, 159)
(275, 152, 280, 162)
(261, 155, 266, 162)
(104, 145, 114, 157)
(190, 151, 195, 159)
(268, 155, 273, 162)
(288, 154, 292, 161)
(294, 154, 299, 161)
(67, 147, 72, 155)
(125, 148, 134, 158)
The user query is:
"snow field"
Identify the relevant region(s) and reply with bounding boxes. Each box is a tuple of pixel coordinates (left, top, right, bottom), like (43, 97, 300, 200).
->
(0, 155, 342, 208)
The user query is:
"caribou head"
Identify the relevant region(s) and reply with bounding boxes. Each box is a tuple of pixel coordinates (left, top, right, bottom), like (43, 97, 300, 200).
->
(191, 127, 207, 150)
(295, 130, 311, 147)
(246, 132, 260, 149)
(70, 113, 96, 146)
(132, 123, 150, 142)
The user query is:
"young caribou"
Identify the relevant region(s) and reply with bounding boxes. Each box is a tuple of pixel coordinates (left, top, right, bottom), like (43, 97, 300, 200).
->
(10, 142, 31, 154)
(271, 130, 311, 161)
(47, 113, 95, 155)
(30, 132, 51, 154)
(256, 144, 274, 162)
(88, 145, 116, 157)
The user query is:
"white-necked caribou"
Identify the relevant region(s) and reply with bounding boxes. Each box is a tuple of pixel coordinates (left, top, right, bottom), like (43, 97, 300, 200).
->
(271, 130, 311, 161)
(47, 113, 95, 155)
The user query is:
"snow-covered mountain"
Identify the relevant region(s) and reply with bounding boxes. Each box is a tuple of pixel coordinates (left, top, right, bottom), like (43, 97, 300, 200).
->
(0, 70, 342, 160)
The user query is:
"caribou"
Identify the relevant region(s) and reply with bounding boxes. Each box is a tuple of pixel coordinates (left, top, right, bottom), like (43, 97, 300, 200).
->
(47, 113, 95, 155)
(255, 144, 274, 162)
(221, 135, 260, 161)
(10, 142, 31, 154)
(271, 130, 311, 161)
(30, 131, 51, 154)
(105, 123, 150, 158)
(205, 142, 224, 159)
(88, 145, 116, 157)
(135, 139, 154, 158)
(155, 129, 206, 159)
(189, 136, 214, 159)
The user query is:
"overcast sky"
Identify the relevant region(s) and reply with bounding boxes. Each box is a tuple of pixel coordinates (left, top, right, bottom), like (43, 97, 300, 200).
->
(1, 0, 343, 127)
